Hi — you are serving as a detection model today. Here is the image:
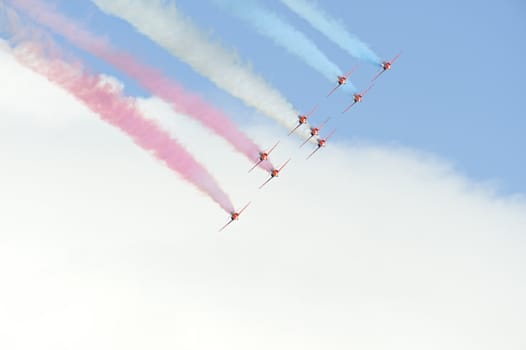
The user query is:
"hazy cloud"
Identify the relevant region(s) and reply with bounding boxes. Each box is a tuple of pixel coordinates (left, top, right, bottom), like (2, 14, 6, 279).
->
(1, 47, 525, 350)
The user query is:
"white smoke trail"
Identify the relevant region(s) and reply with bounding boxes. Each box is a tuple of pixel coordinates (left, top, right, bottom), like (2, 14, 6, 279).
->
(91, 0, 316, 141)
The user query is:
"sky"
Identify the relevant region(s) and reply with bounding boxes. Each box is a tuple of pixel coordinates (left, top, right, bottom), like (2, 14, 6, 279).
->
(1, 1, 525, 349)
(4, 0, 525, 193)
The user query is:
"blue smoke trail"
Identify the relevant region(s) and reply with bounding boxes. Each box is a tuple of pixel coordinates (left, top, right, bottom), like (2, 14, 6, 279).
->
(280, 0, 382, 66)
(214, 0, 345, 84)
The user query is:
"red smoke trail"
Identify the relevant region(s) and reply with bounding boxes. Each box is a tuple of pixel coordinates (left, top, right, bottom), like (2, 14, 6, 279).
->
(11, 40, 235, 214)
(8, 0, 274, 172)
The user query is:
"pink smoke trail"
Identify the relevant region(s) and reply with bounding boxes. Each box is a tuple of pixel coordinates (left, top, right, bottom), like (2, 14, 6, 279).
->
(9, 39, 235, 214)
(8, 0, 274, 172)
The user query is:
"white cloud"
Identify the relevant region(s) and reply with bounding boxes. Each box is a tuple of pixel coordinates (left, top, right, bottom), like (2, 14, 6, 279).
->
(0, 41, 89, 128)
(1, 47, 525, 350)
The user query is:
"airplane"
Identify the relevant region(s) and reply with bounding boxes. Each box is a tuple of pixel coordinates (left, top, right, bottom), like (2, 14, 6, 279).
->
(248, 141, 280, 173)
(288, 105, 318, 136)
(218, 201, 251, 232)
(259, 158, 291, 189)
(342, 84, 374, 113)
(300, 117, 331, 147)
(327, 66, 358, 97)
(371, 52, 402, 82)
(306, 129, 336, 159)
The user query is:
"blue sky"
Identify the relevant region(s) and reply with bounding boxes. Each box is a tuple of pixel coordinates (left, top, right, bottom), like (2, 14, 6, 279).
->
(38, 0, 526, 195)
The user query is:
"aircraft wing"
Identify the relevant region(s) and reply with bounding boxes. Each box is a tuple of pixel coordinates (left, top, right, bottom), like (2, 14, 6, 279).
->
(278, 158, 291, 172)
(288, 123, 301, 136)
(325, 129, 336, 142)
(306, 146, 321, 159)
(248, 159, 263, 173)
(259, 177, 274, 189)
(345, 65, 358, 78)
(391, 52, 402, 63)
(300, 135, 314, 148)
(219, 219, 234, 232)
(267, 141, 280, 155)
(238, 202, 251, 215)
(362, 84, 375, 96)
(327, 84, 340, 97)
(342, 101, 357, 113)
(371, 69, 385, 82)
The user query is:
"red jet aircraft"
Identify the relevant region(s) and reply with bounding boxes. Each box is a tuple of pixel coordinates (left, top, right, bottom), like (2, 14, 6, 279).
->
(371, 52, 401, 82)
(288, 105, 318, 136)
(300, 117, 331, 147)
(342, 84, 374, 113)
(219, 202, 251, 232)
(248, 141, 280, 173)
(306, 129, 336, 159)
(259, 159, 291, 189)
(327, 66, 358, 97)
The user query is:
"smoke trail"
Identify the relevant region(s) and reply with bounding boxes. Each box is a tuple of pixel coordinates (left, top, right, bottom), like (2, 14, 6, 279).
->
(90, 0, 316, 142)
(6, 0, 275, 172)
(279, 0, 382, 66)
(214, 0, 343, 84)
(2, 14, 235, 214)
